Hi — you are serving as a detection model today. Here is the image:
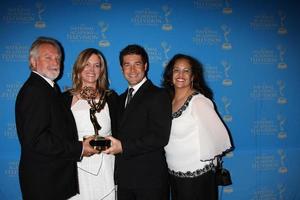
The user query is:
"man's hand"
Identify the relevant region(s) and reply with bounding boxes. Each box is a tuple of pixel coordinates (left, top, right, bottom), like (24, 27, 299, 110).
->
(82, 136, 99, 157)
(102, 136, 123, 155)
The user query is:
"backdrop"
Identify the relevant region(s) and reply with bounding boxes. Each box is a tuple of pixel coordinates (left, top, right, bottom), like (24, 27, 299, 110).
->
(1, 0, 300, 199)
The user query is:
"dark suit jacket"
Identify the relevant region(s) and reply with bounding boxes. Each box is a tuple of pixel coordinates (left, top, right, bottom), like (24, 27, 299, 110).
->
(15, 72, 82, 200)
(62, 89, 119, 138)
(115, 80, 172, 189)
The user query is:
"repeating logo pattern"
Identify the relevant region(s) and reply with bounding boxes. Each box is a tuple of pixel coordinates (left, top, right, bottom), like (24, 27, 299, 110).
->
(0, 1, 297, 199)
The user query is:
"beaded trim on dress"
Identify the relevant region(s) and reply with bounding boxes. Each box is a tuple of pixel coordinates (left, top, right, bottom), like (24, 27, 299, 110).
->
(172, 92, 199, 119)
(168, 162, 215, 178)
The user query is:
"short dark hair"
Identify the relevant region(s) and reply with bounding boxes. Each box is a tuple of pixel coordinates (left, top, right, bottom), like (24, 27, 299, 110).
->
(119, 44, 149, 67)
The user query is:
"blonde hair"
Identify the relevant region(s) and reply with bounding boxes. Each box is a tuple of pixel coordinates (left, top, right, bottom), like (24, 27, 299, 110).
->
(71, 48, 109, 94)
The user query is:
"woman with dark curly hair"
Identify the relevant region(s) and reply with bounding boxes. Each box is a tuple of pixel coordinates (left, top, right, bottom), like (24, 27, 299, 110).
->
(162, 54, 232, 200)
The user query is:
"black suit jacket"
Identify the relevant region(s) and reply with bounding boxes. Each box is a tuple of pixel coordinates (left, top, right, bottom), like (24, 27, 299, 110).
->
(15, 72, 82, 200)
(115, 80, 172, 189)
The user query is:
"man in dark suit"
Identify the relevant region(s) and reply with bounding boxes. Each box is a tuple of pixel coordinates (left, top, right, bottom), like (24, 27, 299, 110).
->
(15, 36, 98, 200)
(104, 44, 172, 200)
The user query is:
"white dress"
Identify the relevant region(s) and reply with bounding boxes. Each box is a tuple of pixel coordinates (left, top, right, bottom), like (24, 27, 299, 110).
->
(165, 93, 232, 177)
(70, 100, 115, 200)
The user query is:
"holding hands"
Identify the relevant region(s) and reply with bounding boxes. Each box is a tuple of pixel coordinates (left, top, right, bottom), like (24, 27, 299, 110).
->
(102, 136, 123, 155)
(82, 136, 99, 157)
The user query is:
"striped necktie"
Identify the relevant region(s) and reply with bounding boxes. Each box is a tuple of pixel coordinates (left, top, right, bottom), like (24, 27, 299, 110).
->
(125, 88, 134, 107)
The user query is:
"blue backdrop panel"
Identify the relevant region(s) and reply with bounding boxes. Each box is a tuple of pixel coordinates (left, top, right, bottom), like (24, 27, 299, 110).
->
(1, 0, 300, 199)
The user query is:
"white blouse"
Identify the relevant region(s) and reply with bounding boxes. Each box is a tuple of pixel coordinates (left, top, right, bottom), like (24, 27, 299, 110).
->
(165, 93, 232, 177)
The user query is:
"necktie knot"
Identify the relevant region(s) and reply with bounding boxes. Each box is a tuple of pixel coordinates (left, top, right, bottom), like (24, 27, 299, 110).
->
(126, 88, 134, 107)
(128, 87, 134, 95)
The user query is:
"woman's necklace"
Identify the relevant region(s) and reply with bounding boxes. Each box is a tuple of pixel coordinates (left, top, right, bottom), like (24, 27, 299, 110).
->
(172, 89, 193, 112)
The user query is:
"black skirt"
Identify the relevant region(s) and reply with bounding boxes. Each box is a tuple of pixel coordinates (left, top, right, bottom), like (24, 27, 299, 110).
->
(169, 170, 218, 200)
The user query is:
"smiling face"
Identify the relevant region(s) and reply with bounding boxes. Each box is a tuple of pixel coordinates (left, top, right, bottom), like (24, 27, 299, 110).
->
(121, 54, 147, 86)
(172, 58, 193, 90)
(31, 43, 61, 80)
(80, 53, 102, 88)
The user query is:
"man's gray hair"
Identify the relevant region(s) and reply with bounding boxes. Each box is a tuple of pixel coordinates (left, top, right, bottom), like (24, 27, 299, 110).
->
(29, 36, 62, 69)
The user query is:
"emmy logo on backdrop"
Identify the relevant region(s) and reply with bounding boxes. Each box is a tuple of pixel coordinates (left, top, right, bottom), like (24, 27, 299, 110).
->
(277, 184, 286, 200)
(98, 21, 110, 47)
(161, 41, 171, 67)
(161, 5, 173, 31)
(222, 96, 232, 122)
(100, 0, 111, 10)
(277, 45, 287, 69)
(34, 2, 46, 28)
(278, 11, 288, 35)
(222, 0, 232, 14)
(225, 151, 234, 158)
(223, 186, 233, 193)
(5, 161, 18, 177)
(277, 149, 288, 173)
(277, 114, 287, 139)
(221, 24, 232, 50)
(221, 60, 232, 86)
(277, 80, 287, 104)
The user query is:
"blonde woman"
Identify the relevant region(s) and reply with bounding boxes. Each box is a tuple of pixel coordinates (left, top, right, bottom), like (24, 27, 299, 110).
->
(63, 48, 118, 200)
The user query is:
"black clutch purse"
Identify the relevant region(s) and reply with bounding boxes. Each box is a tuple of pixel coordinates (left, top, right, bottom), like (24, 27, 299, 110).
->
(216, 157, 232, 186)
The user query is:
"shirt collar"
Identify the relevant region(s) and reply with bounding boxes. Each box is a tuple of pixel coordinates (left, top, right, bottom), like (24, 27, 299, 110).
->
(33, 71, 55, 87)
(129, 77, 147, 96)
